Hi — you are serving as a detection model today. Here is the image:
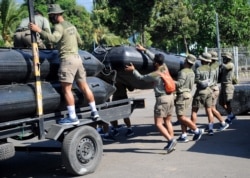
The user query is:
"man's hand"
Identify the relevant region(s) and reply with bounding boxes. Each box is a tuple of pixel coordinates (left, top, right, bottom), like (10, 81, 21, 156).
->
(125, 63, 135, 72)
(136, 44, 146, 51)
(29, 22, 42, 33)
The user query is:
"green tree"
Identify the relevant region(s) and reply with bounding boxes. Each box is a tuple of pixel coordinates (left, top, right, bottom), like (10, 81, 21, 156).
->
(91, 0, 128, 47)
(0, 0, 25, 46)
(191, 0, 250, 52)
(94, 0, 155, 46)
(93, 25, 128, 46)
(20, 0, 94, 51)
(149, 0, 198, 53)
(217, 0, 250, 46)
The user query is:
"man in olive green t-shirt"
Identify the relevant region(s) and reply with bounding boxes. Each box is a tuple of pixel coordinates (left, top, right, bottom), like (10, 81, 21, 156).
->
(218, 52, 237, 124)
(30, 4, 99, 125)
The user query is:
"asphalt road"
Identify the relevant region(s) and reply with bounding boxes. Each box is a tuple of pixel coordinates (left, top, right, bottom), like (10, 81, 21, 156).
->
(0, 89, 250, 178)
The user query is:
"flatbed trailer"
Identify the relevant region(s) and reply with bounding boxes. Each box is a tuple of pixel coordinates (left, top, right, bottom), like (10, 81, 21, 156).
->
(0, 98, 144, 176)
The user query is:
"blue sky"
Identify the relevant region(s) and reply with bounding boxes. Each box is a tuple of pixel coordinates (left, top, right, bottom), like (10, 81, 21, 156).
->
(80, 0, 93, 12)
(16, 0, 93, 12)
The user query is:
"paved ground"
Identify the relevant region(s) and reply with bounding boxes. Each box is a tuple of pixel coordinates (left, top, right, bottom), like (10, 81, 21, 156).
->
(0, 89, 250, 178)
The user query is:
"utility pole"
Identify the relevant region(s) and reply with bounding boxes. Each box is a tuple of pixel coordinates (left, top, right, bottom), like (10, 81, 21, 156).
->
(216, 12, 221, 63)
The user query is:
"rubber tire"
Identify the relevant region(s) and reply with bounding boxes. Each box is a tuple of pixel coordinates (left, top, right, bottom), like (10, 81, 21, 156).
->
(61, 125, 103, 176)
(0, 142, 15, 161)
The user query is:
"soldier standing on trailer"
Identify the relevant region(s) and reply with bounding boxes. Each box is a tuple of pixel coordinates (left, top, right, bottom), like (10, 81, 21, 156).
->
(29, 4, 99, 125)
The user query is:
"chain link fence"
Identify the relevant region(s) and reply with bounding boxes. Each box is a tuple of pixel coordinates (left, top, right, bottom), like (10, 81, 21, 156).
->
(205, 47, 250, 81)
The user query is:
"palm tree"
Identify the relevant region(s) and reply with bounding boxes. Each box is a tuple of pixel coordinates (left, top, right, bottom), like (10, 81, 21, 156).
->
(93, 25, 128, 47)
(0, 0, 25, 46)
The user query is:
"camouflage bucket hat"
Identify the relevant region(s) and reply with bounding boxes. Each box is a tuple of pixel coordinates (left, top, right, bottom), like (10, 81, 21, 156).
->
(185, 54, 196, 64)
(48, 4, 64, 14)
(209, 51, 218, 61)
(222, 52, 233, 60)
(199, 52, 212, 62)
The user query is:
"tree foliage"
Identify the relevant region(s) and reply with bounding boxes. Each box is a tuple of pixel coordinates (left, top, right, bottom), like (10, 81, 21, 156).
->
(94, 0, 155, 44)
(0, 0, 94, 51)
(93, 0, 250, 53)
(1, 0, 250, 53)
(149, 0, 198, 53)
(191, 0, 250, 52)
(0, 0, 25, 46)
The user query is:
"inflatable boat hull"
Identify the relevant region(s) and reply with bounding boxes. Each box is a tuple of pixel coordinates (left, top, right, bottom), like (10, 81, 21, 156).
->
(93, 45, 185, 90)
(0, 48, 104, 84)
(0, 77, 116, 122)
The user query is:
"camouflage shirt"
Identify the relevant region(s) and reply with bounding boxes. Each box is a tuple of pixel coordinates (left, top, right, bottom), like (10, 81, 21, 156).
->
(221, 62, 235, 84)
(40, 20, 83, 59)
(175, 68, 195, 94)
(195, 64, 211, 90)
(210, 61, 220, 87)
(132, 49, 167, 97)
(133, 65, 167, 97)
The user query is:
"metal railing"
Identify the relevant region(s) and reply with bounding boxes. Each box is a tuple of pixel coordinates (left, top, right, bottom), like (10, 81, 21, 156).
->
(205, 46, 250, 81)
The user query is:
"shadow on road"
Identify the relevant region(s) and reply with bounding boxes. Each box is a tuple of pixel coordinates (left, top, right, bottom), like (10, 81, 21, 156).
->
(187, 119, 250, 159)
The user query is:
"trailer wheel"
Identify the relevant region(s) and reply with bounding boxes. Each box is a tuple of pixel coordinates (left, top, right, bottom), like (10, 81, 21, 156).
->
(0, 142, 15, 161)
(61, 125, 103, 176)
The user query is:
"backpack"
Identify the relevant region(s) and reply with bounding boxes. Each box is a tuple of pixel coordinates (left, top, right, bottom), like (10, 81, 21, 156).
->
(157, 69, 176, 94)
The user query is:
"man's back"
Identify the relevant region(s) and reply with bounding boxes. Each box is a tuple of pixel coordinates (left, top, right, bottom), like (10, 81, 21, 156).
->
(17, 15, 51, 33)
(55, 21, 79, 58)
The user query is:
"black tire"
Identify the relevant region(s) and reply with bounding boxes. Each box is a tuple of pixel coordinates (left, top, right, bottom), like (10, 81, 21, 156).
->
(61, 125, 103, 176)
(0, 142, 15, 161)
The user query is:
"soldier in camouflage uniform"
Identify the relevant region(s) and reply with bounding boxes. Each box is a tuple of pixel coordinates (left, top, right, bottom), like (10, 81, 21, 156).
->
(30, 4, 99, 125)
(218, 52, 237, 124)
(191, 52, 214, 135)
(125, 44, 176, 154)
(175, 54, 203, 143)
(208, 51, 229, 131)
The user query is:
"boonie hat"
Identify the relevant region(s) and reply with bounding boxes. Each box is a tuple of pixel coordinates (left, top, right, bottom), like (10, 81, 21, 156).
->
(199, 52, 212, 62)
(209, 51, 218, 61)
(185, 54, 196, 64)
(221, 52, 233, 60)
(48, 4, 64, 14)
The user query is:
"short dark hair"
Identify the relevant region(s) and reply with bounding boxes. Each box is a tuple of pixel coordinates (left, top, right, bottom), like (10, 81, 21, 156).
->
(154, 53, 164, 65)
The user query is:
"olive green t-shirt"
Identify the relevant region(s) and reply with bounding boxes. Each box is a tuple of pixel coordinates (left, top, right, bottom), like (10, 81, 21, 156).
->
(175, 68, 195, 94)
(210, 61, 220, 86)
(221, 62, 235, 84)
(40, 20, 82, 59)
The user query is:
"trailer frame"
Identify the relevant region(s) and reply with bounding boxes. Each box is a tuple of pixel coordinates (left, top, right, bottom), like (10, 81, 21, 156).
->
(0, 97, 145, 176)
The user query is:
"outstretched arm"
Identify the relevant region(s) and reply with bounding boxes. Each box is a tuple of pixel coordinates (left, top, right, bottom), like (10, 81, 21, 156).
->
(136, 44, 155, 61)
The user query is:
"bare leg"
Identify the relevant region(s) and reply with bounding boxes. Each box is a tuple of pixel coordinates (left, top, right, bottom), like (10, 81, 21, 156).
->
(154, 116, 173, 141)
(225, 101, 232, 115)
(164, 115, 174, 138)
(61, 82, 74, 105)
(205, 107, 214, 124)
(123, 117, 131, 128)
(191, 107, 199, 124)
(110, 120, 118, 128)
(211, 106, 224, 122)
(178, 115, 197, 131)
(77, 81, 95, 103)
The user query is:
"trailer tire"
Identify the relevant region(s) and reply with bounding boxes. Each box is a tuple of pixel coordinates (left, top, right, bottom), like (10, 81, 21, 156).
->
(61, 125, 103, 176)
(0, 142, 15, 161)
